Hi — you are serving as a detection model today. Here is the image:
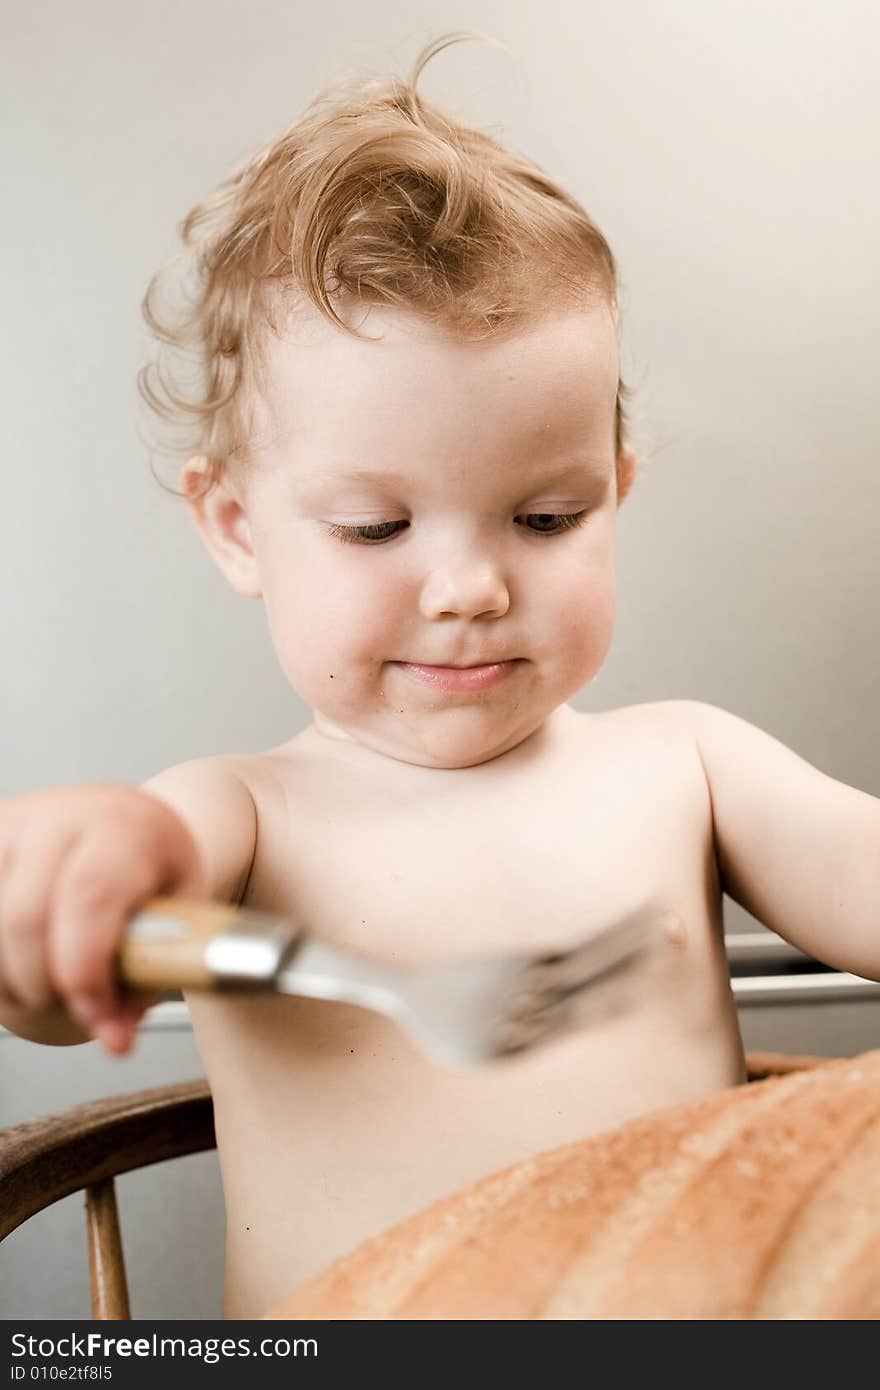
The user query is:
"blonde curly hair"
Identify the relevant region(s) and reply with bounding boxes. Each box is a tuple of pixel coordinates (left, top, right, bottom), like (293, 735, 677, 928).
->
(139, 32, 633, 496)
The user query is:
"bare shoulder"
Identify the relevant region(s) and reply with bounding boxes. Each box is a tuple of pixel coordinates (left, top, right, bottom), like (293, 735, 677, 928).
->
(581, 697, 710, 745)
(581, 696, 783, 799)
(622, 697, 840, 785)
(142, 743, 338, 908)
(585, 697, 764, 767)
(141, 749, 264, 818)
(601, 696, 820, 750)
(562, 700, 715, 836)
(141, 751, 264, 905)
(574, 700, 718, 844)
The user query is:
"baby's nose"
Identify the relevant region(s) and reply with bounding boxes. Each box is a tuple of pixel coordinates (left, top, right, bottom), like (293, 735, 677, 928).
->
(418, 557, 510, 621)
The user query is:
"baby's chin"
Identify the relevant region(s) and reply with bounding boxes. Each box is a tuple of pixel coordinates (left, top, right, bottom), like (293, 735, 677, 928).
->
(324, 705, 549, 770)
(387, 733, 526, 771)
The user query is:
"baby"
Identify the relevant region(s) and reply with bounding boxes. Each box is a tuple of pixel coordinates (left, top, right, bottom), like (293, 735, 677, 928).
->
(1, 34, 878, 1319)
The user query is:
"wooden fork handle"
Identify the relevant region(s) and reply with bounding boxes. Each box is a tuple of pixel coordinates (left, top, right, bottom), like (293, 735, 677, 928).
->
(117, 896, 300, 992)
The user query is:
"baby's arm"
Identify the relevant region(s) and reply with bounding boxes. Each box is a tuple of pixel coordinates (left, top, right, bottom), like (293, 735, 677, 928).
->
(0, 757, 257, 1050)
(139, 757, 257, 908)
(678, 701, 880, 976)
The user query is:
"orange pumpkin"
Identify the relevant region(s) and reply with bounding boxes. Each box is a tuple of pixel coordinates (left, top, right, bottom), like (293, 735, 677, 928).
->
(266, 1050, 880, 1319)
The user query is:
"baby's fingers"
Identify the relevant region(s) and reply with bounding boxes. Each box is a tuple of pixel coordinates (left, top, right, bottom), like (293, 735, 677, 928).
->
(0, 826, 82, 1010)
(91, 988, 164, 1055)
(48, 847, 165, 1042)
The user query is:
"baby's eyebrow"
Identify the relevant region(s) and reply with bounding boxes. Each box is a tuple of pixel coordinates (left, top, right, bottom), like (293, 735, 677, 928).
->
(313, 457, 610, 491)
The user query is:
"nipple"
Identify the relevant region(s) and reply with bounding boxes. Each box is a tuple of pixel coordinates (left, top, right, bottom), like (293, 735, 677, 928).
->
(662, 912, 689, 950)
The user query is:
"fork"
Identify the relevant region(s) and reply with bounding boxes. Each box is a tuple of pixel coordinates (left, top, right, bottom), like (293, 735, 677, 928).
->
(119, 897, 665, 1065)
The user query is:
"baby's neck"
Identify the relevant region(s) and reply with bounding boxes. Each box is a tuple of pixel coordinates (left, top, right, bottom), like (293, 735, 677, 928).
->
(301, 702, 580, 773)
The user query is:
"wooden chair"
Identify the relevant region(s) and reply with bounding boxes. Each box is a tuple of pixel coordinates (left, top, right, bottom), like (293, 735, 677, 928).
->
(0, 1079, 215, 1319)
(0, 1051, 826, 1319)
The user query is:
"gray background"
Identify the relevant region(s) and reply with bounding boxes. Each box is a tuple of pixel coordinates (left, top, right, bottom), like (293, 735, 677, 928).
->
(2, 0, 878, 1319)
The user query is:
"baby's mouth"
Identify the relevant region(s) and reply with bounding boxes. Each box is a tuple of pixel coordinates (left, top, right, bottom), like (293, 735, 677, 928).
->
(393, 660, 522, 692)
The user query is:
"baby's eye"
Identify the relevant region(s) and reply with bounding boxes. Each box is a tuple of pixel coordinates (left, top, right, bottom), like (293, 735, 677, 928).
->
(325, 520, 408, 544)
(324, 511, 588, 545)
(518, 511, 588, 535)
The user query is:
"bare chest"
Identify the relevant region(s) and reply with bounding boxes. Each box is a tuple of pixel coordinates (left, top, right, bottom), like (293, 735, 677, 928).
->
(245, 709, 709, 960)
(187, 708, 745, 1316)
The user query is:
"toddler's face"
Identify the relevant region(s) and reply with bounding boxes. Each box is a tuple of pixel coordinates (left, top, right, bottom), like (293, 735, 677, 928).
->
(188, 300, 629, 769)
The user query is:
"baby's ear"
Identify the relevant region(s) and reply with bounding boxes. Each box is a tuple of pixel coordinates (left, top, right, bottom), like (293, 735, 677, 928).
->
(615, 444, 637, 506)
(181, 456, 262, 598)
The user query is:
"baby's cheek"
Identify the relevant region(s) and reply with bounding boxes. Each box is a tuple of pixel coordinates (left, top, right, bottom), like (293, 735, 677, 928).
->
(262, 594, 332, 694)
(278, 632, 379, 720)
(561, 574, 616, 664)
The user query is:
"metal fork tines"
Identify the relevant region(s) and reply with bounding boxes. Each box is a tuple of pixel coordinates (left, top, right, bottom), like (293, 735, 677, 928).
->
(278, 907, 661, 1065)
(489, 911, 662, 1057)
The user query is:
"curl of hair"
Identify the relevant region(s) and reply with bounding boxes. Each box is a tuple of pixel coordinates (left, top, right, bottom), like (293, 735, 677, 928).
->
(138, 32, 634, 497)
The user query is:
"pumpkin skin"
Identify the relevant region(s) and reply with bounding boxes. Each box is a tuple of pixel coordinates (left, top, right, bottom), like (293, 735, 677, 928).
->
(265, 1050, 880, 1320)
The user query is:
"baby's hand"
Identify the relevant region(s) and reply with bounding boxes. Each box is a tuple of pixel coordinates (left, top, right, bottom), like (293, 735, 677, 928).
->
(0, 784, 206, 1054)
